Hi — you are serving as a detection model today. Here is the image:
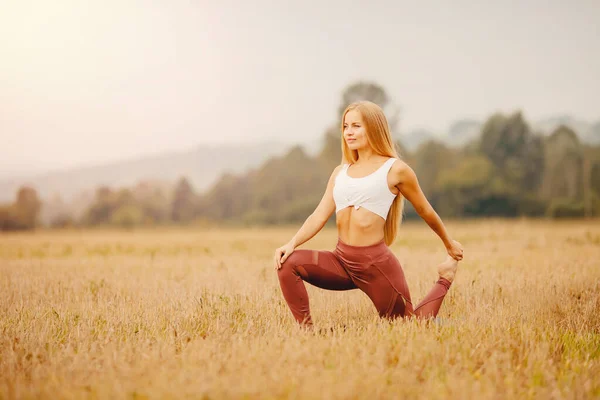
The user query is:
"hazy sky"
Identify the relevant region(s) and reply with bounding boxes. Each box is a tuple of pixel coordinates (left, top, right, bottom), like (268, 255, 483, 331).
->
(1, 0, 599, 174)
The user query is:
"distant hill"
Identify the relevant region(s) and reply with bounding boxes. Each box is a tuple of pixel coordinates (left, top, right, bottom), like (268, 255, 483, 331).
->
(0, 141, 292, 202)
(532, 116, 600, 144)
(533, 115, 590, 136)
(444, 119, 482, 147)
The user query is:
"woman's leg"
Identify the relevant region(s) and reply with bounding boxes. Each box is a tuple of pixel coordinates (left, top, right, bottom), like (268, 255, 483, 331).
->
(412, 256, 457, 318)
(354, 253, 457, 320)
(277, 249, 357, 326)
(349, 251, 415, 319)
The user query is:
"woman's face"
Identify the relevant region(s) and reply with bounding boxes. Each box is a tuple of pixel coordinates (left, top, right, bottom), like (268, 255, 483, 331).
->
(343, 109, 369, 150)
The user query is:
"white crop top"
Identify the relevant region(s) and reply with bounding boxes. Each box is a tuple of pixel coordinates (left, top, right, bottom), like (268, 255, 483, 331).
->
(332, 158, 398, 221)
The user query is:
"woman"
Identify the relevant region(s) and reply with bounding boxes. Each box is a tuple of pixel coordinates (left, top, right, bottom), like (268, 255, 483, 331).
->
(274, 101, 463, 327)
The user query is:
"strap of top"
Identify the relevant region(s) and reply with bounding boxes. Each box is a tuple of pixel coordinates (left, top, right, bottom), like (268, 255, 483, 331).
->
(345, 158, 396, 177)
(383, 157, 397, 171)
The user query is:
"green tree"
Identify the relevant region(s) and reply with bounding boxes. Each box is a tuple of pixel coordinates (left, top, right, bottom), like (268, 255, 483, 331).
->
(541, 125, 584, 201)
(338, 81, 390, 115)
(111, 205, 144, 228)
(435, 155, 499, 216)
(197, 172, 245, 221)
(196, 145, 326, 225)
(479, 111, 544, 192)
(412, 140, 456, 195)
(0, 205, 19, 231)
(84, 187, 117, 225)
(337, 81, 400, 134)
(0, 186, 41, 231)
(171, 177, 197, 223)
(14, 186, 41, 229)
(591, 162, 600, 195)
(317, 126, 343, 171)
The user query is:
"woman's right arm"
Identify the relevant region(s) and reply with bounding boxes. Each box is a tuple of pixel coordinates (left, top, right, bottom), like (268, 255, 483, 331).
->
(274, 165, 342, 269)
(288, 165, 342, 248)
(392, 160, 464, 261)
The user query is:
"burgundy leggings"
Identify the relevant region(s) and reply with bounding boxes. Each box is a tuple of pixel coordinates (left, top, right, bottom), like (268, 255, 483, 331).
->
(277, 238, 452, 326)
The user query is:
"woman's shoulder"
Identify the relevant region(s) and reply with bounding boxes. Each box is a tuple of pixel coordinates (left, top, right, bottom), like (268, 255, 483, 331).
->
(388, 157, 410, 174)
(324, 164, 346, 188)
(329, 163, 346, 179)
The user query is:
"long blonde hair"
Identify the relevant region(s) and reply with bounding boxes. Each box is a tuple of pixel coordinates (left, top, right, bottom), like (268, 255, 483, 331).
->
(340, 101, 404, 246)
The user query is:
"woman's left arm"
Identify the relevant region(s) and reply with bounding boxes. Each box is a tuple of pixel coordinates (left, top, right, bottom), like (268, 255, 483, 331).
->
(392, 161, 463, 260)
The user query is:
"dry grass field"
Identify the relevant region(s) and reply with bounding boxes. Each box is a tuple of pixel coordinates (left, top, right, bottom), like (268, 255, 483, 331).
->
(1, 219, 599, 399)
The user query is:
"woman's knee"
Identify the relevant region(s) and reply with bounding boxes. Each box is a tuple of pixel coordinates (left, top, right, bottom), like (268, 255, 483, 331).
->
(384, 292, 408, 319)
(278, 250, 311, 275)
(283, 249, 311, 266)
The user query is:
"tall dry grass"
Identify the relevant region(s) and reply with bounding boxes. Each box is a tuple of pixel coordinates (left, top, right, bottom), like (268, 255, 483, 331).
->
(1, 219, 599, 399)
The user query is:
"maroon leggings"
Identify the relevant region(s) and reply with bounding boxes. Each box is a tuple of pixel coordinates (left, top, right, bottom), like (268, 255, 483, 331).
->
(277, 238, 452, 326)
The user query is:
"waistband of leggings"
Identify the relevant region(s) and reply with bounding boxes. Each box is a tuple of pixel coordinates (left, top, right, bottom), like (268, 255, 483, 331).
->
(335, 237, 388, 253)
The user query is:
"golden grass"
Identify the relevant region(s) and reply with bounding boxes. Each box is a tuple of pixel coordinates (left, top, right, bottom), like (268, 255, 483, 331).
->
(1, 219, 599, 399)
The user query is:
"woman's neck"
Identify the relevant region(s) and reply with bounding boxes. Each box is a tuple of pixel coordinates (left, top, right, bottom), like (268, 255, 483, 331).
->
(355, 148, 378, 164)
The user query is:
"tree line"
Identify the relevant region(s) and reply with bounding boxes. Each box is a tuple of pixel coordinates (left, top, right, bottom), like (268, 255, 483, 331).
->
(2, 82, 599, 231)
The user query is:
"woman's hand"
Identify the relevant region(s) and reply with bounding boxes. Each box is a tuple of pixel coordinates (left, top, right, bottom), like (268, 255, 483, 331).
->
(446, 239, 464, 261)
(274, 242, 295, 270)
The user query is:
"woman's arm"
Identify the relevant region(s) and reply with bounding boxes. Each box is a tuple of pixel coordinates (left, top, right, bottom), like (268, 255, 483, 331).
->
(392, 160, 463, 260)
(274, 165, 342, 269)
(287, 165, 342, 248)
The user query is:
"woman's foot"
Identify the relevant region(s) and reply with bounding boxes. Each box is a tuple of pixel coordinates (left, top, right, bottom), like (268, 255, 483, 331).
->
(437, 256, 459, 283)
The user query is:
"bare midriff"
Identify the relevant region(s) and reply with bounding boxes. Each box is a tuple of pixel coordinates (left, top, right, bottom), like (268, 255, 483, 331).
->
(335, 161, 400, 246)
(336, 207, 387, 246)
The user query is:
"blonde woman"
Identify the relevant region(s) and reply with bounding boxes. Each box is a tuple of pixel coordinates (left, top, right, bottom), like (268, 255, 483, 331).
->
(274, 101, 464, 327)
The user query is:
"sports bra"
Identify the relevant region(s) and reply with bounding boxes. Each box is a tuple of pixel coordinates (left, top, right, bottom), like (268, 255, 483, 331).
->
(332, 158, 398, 221)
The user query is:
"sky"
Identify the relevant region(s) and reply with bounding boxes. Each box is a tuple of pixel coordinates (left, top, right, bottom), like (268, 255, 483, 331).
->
(1, 0, 599, 175)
